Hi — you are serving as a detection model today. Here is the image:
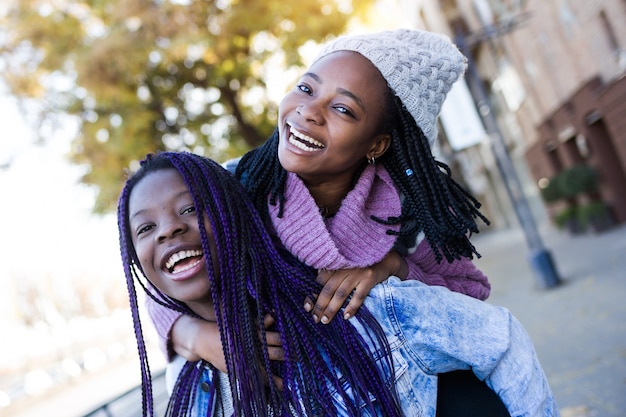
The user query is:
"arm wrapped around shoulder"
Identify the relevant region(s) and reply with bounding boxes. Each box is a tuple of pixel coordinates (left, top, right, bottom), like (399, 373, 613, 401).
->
(144, 295, 184, 361)
(404, 239, 491, 300)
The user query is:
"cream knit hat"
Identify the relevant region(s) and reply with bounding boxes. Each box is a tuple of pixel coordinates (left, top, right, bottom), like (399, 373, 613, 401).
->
(314, 28, 467, 146)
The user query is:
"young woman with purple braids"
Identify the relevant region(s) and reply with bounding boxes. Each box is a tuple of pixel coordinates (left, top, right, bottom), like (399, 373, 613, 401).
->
(119, 151, 558, 417)
(118, 152, 402, 416)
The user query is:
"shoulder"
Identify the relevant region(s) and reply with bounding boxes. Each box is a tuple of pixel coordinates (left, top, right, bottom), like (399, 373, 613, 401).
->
(221, 157, 241, 174)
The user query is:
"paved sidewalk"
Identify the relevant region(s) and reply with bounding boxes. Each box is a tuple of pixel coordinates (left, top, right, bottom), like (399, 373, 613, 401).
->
(471, 223, 626, 417)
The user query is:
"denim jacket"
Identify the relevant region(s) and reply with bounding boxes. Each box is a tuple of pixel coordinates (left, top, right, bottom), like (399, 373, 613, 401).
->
(349, 277, 559, 417)
(169, 277, 559, 416)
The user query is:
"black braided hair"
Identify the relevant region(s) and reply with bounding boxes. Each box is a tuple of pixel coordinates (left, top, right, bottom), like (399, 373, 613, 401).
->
(379, 94, 490, 263)
(117, 152, 402, 416)
(234, 130, 287, 220)
(236, 87, 489, 264)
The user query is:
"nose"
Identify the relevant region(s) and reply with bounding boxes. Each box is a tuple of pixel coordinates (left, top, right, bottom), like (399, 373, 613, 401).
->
(297, 102, 324, 125)
(156, 220, 187, 243)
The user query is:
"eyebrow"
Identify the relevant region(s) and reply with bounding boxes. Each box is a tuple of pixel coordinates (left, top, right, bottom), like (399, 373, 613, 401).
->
(336, 87, 365, 112)
(302, 72, 365, 112)
(129, 209, 146, 223)
(129, 189, 190, 222)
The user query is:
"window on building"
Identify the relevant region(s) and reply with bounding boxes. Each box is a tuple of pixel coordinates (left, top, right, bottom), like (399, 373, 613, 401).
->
(545, 140, 563, 172)
(492, 58, 526, 111)
(599, 10, 625, 68)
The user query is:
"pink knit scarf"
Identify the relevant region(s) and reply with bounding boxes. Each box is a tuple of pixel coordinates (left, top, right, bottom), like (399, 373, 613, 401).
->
(269, 165, 402, 270)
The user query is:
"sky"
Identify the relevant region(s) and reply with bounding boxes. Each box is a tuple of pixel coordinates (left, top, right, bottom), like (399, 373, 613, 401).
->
(0, 89, 122, 322)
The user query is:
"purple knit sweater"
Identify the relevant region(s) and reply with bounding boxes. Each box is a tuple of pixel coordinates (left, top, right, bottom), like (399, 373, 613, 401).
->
(269, 165, 490, 297)
(146, 164, 490, 358)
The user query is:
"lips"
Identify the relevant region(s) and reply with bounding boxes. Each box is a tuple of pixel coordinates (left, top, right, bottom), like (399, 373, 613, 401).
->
(163, 249, 203, 274)
(288, 125, 325, 151)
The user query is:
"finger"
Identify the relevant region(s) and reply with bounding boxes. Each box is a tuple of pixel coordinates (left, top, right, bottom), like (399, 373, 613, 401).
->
(318, 280, 354, 324)
(304, 295, 315, 313)
(267, 345, 285, 361)
(311, 277, 342, 323)
(341, 286, 369, 320)
(265, 330, 282, 347)
(305, 293, 320, 312)
(262, 313, 275, 328)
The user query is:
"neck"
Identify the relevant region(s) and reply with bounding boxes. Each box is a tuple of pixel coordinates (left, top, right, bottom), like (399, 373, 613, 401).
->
(186, 300, 216, 322)
(297, 165, 364, 216)
(307, 180, 354, 217)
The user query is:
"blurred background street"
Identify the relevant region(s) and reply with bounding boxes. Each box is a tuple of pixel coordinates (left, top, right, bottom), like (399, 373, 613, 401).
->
(474, 224, 626, 417)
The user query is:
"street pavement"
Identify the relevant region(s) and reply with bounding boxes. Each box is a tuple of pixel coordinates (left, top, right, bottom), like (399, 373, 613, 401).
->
(471, 222, 626, 417)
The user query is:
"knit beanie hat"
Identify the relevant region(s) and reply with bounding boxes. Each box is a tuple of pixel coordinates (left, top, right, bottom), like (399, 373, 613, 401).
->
(314, 28, 467, 146)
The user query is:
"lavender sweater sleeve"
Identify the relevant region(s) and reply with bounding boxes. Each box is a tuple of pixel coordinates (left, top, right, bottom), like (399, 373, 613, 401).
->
(405, 238, 491, 300)
(145, 293, 182, 361)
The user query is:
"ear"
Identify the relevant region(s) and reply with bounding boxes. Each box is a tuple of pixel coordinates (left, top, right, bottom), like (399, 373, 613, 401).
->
(366, 133, 391, 161)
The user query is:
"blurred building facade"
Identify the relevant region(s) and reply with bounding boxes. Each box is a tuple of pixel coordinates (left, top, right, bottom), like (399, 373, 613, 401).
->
(391, 0, 626, 232)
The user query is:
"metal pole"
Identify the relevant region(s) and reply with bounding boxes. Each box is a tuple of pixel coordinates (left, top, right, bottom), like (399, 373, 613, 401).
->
(455, 31, 561, 289)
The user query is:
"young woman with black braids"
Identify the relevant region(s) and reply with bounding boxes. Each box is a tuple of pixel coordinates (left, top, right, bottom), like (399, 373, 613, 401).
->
(143, 29, 532, 415)
(119, 151, 558, 417)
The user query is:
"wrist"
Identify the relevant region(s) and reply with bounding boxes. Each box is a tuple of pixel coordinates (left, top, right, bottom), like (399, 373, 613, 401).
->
(385, 251, 408, 280)
(171, 316, 220, 362)
(194, 320, 221, 358)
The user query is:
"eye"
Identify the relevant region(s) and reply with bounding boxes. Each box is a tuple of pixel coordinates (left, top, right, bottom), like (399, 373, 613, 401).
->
(136, 223, 155, 236)
(181, 205, 196, 215)
(333, 105, 355, 118)
(296, 83, 312, 95)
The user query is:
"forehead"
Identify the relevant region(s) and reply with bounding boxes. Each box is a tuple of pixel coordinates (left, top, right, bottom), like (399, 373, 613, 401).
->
(129, 169, 187, 214)
(309, 50, 386, 89)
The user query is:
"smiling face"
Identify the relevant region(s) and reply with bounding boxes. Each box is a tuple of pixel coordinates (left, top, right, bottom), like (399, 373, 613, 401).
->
(277, 51, 391, 187)
(128, 168, 217, 320)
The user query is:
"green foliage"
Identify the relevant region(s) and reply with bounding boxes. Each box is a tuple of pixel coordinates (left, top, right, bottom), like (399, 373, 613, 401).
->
(577, 201, 611, 229)
(540, 165, 612, 233)
(559, 164, 598, 198)
(553, 206, 580, 230)
(0, 0, 372, 213)
(577, 201, 606, 220)
(538, 176, 563, 204)
(539, 164, 599, 204)
(553, 201, 613, 233)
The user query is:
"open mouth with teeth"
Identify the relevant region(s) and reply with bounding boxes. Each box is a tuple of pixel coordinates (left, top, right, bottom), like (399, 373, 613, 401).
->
(164, 249, 204, 274)
(288, 125, 325, 152)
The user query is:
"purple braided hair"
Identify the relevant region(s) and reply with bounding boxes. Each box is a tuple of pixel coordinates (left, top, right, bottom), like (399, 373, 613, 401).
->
(117, 152, 403, 416)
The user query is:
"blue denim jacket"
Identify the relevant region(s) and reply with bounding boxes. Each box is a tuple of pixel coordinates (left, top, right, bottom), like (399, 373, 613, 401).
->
(170, 277, 559, 416)
(347, 277, 559, 417)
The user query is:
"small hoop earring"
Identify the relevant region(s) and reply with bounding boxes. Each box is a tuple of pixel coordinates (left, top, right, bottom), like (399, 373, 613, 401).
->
(368, 156, 376, 165)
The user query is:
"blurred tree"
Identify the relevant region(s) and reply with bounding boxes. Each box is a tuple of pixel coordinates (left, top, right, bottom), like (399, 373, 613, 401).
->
(0, 0, 371, 212)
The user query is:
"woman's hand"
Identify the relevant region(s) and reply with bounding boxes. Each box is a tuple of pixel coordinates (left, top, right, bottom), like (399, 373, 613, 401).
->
(305, 251, 407, 324)
(170, 314, 285, 386)
(171, 315, 227, 372)
(261, 314, 285, 362)
(260, 314, 284, 390)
